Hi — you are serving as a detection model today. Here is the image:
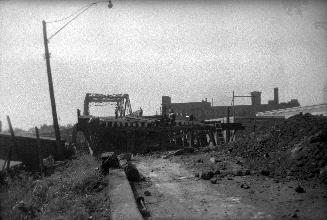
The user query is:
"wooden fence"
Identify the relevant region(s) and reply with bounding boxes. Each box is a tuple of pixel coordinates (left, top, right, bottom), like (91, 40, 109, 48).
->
(0, 133, 65, 170)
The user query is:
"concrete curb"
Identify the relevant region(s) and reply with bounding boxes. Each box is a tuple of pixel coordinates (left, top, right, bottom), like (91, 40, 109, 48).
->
(108, 169, 143, 220)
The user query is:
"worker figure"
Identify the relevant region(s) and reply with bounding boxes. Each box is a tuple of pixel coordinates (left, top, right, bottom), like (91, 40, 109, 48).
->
(139, 107, 143, 117)
(115, 106, 118, 119)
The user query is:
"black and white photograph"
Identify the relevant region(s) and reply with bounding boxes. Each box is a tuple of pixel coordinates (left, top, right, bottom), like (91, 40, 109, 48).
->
(0, 0, 327, 219)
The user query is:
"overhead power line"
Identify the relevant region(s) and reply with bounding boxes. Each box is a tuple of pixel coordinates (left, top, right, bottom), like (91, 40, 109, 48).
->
(46, 2, 94, 24)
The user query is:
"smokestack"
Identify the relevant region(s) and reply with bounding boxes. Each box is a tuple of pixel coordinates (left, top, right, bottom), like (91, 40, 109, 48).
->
(162, 96, 171, 116)
(274, 88, 279, 105)
(250, 91, 262, 106)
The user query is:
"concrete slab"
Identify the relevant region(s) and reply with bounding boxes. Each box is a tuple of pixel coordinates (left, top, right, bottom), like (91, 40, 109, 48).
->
(108, 169, 143, 220)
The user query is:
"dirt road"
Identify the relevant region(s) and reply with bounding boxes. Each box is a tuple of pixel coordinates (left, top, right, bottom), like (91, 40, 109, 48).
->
(133, 154, 327, 219)
(133, 156, 272, 219)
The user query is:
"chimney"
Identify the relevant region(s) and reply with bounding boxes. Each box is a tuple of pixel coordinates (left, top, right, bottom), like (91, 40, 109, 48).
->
(274, 88, 279, 105)
(250, 91, 262, 106)
(162, 96, 171, 116)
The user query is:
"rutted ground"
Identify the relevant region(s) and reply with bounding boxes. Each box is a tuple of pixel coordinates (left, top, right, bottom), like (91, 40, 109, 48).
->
(132, 114, 327, 219)
(133, 154, 327, 219)
(133, 156, 271, 219)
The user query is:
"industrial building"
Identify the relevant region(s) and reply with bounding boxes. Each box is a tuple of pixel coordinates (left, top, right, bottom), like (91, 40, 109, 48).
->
(162, 88, 300, 121)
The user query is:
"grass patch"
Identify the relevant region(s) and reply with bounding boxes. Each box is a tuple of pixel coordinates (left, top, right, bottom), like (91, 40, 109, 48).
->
(1, 154, 111, 220)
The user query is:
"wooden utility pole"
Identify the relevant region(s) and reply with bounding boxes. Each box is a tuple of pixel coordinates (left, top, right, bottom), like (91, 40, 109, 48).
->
(42, 20, 62, 156)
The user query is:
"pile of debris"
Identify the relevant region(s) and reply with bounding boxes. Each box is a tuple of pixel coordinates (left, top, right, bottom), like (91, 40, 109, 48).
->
(100, 152, 142, 182)
(226, 113, 327, 182)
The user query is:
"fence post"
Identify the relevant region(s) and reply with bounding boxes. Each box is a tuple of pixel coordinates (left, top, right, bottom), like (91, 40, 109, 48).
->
(5, 116, 18, 171)
(35, 127, 44, 175)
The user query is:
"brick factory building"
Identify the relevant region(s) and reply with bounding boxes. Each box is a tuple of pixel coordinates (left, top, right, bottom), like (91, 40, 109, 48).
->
(162, 88, 300, 121)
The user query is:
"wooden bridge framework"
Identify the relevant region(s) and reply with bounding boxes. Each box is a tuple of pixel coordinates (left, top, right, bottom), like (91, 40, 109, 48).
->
(75, 113, 244, 155)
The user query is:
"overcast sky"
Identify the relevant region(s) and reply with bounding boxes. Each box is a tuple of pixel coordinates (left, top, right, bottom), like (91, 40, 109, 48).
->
(0, 0, 326, 130)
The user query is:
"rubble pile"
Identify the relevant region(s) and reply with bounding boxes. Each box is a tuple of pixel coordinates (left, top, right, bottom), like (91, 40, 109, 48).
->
(228, 113, 327, 182)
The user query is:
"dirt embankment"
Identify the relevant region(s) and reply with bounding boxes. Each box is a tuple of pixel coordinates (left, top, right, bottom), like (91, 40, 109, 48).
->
(135, 113, 327, 219)
(225, 113, 327, 182)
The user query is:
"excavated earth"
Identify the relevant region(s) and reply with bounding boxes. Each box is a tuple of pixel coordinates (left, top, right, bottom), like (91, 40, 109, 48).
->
(131, 114, 327, 219)
(225, 113, 327, 182)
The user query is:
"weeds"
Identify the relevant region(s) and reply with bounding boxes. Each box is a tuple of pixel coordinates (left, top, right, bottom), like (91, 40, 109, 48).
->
(1, 154, 111, 219)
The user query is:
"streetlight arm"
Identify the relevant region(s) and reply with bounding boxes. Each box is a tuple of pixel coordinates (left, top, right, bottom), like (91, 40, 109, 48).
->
(41, 0, 112, 158)
(47, 0, 112, 41)
(47, 3, 96, 41)
(46, 2, 95, 24)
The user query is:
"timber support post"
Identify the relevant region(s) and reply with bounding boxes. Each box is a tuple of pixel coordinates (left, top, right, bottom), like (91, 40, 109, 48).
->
(227, 107, 230, 143)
